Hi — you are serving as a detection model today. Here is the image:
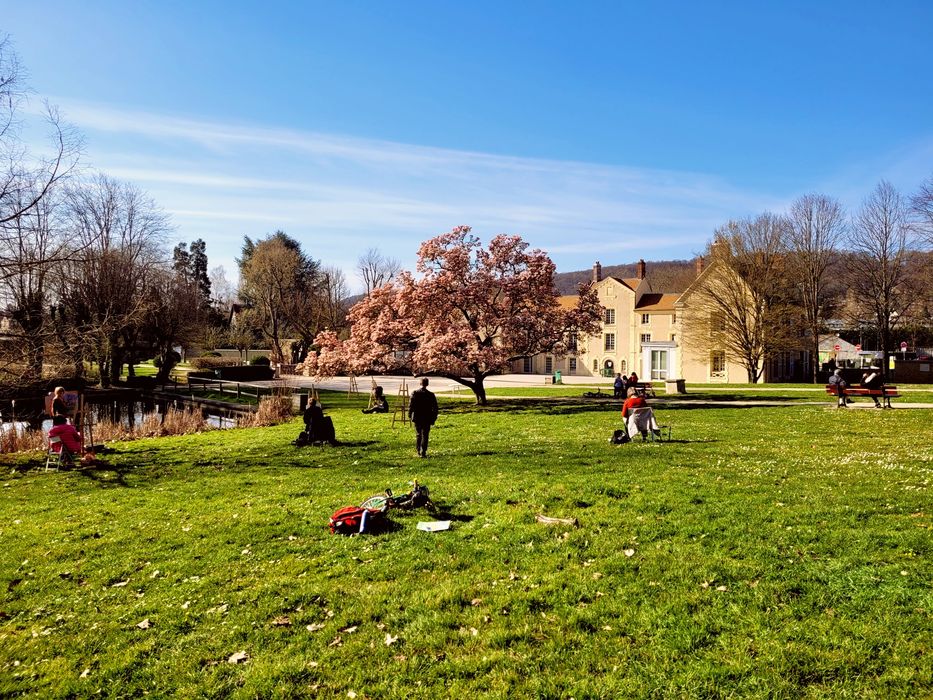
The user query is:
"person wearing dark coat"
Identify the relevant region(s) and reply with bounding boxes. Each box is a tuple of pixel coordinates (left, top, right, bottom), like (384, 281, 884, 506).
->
(408, 377, 439, 457)
(828, 369, 847, 407)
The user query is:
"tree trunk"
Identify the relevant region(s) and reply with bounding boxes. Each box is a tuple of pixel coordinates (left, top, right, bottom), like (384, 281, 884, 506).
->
(447, 374, 488, 405)
(811, 321, 820, 384)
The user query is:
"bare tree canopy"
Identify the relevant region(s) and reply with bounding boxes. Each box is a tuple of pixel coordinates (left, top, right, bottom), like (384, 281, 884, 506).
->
(357, 247, 401, 295)
(847, 181, 916, 376)
(911, 175, 933, 247)
(788, 194, 847, 382)
(0, 36, 81, 228)
(683, 213, 797, 383)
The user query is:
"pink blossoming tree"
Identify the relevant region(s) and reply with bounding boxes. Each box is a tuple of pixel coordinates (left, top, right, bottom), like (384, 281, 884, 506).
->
(302, 227, 602, 405)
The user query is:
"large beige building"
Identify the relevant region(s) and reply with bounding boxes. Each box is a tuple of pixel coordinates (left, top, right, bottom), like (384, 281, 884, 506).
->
(514, 258, 807, 383)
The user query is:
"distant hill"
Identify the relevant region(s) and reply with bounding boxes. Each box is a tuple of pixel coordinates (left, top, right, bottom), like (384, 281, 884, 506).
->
(554, 259, 699, 296)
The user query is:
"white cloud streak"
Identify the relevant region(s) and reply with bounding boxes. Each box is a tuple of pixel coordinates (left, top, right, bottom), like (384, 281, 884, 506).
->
(53, 98, 922, 291)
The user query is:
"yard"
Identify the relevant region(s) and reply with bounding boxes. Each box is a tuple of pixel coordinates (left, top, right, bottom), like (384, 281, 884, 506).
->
(1, 391, 930, 698)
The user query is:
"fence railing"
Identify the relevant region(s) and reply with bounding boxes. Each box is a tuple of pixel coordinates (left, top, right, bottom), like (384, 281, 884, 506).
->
(178, 377, 293, 401)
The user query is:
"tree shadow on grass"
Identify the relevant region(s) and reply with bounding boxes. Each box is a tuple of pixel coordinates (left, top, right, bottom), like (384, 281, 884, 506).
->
(74, 462, 131, 488)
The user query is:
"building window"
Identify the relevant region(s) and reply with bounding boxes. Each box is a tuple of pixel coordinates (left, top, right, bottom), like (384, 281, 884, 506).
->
(672, 312, 676, 323)
(569, 358, 577, 374)
(711, 313, 726, 334)
(711, 351, 726, 378)
(523, 357, 532, 373)
(620, 360, 626, 373)
(670, 333, 676, 342)
(593, 359, 598, 371)
(640, 333, 651, 343)
(604, 333, 616, 351)
(567, 333, 577, 352)
(650, 349, 668, 380)
(545, 356, 553, 374)
(641, 313, 650, 324)
(604, 308, 615, 325)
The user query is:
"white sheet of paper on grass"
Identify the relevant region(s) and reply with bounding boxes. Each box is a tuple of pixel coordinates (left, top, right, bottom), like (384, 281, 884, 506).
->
(417, 521, 451, 532)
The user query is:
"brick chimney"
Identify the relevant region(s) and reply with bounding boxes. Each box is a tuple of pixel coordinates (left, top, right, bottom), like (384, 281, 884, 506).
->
(636, 259, 646, 280)
(695, 255, 704, 276)
(592, 261, 602, 284)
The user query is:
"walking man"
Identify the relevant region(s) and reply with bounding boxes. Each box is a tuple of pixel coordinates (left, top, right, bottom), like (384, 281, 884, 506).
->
(408, 377, 439, 457)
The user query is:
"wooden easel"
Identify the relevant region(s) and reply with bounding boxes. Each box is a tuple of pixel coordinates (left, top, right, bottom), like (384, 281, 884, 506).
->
(347, 375, 359, 398)
(367, 377, 379, 410)
(391, 379, 410, 428)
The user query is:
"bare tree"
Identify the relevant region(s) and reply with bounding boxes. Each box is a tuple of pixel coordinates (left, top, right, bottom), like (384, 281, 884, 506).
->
(847, 181, 915, 377)
(209, 264, 237, 316)
(59, 174, 170, 385)
(0, 37, 81, 229)
(357, 247, 401, 295)
(911, 175, 933, 248)
(682, 213, 798, 383)
(787, 194, 847, 382)
(0, 188, 72, 380)
(142, 267, 205, 382)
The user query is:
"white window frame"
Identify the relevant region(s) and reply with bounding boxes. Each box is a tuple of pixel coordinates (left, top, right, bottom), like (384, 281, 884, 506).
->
(640, 333, 651, 343)
(604, 333, 616, 351)
(641, 313, 650, 324)
(604, 308, 616, 325)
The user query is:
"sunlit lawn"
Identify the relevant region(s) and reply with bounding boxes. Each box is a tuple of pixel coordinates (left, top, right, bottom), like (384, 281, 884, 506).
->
(1, 390, 931, 698)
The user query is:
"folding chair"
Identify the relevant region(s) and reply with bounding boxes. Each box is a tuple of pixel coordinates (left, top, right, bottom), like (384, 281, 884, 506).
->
(45, 436, 74, 471)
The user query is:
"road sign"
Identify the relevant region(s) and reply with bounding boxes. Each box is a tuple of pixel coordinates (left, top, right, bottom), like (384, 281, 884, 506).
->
(855, 343, 862, 351)
(833, 344, 840, 351)
(900, 341, 908, 350)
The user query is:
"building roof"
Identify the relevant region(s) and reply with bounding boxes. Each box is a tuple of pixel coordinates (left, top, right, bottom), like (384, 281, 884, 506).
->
(634, 293, 680, 312)
(605, 276, 643, 291)
(557, 294, 579, 310)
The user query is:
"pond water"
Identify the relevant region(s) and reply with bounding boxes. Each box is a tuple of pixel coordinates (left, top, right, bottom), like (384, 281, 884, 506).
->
(1, 399, 243, 438)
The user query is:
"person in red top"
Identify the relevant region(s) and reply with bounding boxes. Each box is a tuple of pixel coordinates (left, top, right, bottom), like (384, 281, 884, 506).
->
(621, 387, 646, 419)
(48, 415, 84, 461)
(628, 371, 639, 386)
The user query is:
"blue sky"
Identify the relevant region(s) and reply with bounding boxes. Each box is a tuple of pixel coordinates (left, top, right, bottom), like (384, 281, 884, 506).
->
(5, 1, 933, 291)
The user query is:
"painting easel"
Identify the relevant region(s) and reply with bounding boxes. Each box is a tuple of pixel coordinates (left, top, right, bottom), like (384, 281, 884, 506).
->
(391, 379, 410, 428)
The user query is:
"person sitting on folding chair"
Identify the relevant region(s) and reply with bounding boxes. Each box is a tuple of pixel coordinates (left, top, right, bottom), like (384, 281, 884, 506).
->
(621, 387, 661, 441)
(48, 415, 83, 466)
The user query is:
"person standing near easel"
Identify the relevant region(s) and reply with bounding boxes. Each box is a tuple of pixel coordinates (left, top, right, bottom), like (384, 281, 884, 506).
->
(408, 377, 438, 458)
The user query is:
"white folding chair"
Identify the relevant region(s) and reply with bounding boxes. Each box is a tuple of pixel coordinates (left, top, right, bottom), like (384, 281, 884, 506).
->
(45, 436, 74, 471)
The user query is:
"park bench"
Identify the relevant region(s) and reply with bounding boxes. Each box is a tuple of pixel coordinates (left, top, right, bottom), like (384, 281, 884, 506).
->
(632, 382, 656, 398)
(825, 384, 899, 409)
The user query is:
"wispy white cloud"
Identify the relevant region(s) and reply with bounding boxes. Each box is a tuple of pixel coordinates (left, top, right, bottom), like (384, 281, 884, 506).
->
(53, 97, 917, 291)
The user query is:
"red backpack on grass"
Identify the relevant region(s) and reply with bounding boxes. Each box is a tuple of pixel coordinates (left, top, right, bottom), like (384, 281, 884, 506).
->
(329, 505, 388, 535)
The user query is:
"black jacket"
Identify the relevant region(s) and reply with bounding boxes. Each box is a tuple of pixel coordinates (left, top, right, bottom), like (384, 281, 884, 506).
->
(408, 387, 438, 425)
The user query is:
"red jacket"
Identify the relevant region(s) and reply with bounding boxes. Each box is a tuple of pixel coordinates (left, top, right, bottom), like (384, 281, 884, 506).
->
(49, 423, 83, 454)
(622, 395, 646, 419)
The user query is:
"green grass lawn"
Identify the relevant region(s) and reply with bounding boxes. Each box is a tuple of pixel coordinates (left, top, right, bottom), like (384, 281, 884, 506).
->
(1, 392, 931, 698)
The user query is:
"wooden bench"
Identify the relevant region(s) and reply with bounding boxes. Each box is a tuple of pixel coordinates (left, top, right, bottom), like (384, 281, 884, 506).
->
(825, 384, 900, 408)
(632, 382, 656, 398)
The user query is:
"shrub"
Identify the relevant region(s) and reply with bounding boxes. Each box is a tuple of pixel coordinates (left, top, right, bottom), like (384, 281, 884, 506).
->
(250, 355, 271, 366)
(189, 357, 240, 370)
(248, 395, 293, 426)
(201, 351, 222, 358)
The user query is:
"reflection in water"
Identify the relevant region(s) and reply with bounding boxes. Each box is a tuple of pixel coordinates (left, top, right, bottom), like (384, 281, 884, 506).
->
(2, 399, 242, 438)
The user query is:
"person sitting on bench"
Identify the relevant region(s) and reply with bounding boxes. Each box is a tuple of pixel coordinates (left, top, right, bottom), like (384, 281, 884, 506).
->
(862, 366, 884, 408)
(828, 369, 848, 407)
(362, 386, 389, 414)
